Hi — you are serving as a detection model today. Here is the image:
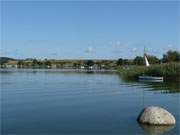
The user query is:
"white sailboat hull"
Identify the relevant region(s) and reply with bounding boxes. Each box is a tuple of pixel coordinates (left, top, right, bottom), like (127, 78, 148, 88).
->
(139, 76, 164, 82)
(138, 50, 164, 82)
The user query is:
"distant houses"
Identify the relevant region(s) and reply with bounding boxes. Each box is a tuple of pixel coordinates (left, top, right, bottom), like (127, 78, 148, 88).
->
(0, 58, 117, 70)
(1, 60, 18, 68)
(1, 50, 179, 69)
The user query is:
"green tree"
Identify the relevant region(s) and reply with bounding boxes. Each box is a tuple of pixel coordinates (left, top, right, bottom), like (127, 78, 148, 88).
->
(162, 50, 180, 63)
(44, 60, 52, 68)
(0, 57, 14, 67)
(147, 55, 160, 64)
(73, 63, 79, 69)
(133, 56, 144, 65)
(123, 59, 132, 65)
(85, 60, 94, 67)
(32, 59, 38, 67)
(17, 60, 25, 68)
(117, 58, 124, 66)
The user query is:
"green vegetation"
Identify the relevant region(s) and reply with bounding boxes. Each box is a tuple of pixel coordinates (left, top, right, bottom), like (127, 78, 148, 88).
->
(162, 50, 180, 63)
(0, 57, 15, 66)
(0, 58, 117, 70)
(132, 55, 160, 65)
(116, 50, 179, 66)
(85, 60, 94, 67)
(116, 55, 160, 66)
(117, 50, 180, 82)
(0, 50, 179, 82)
(117, 63, 180, 82)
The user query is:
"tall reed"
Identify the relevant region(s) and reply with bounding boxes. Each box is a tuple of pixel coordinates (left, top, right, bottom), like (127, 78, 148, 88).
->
(117, 63, 180, 82)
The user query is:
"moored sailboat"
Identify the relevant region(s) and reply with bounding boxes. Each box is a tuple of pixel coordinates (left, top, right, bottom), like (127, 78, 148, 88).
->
(139, 50, 163, 82)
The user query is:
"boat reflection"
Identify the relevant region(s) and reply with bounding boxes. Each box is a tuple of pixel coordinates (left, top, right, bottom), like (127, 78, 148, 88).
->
(119, 76, 180, 94)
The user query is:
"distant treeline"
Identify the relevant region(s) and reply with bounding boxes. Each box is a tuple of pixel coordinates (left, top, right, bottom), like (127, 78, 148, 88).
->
(0, 58, 117, 69)
(116, 50, 180, 82)
(116, 50, 180, 66)
(0, 50, 179, 69)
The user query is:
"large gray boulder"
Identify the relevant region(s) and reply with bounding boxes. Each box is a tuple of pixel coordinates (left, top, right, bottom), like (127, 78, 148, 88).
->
(138, 106, 176, 125)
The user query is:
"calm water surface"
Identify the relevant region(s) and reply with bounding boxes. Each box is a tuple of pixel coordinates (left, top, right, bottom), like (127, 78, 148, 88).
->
(1, 70, 179, 135)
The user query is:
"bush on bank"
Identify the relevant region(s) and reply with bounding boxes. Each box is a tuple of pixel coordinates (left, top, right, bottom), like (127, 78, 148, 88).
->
(117, 63, 180, 82)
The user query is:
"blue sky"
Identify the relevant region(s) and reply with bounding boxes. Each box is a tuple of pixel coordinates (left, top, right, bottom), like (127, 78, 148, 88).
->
(1, 1, 179, 59)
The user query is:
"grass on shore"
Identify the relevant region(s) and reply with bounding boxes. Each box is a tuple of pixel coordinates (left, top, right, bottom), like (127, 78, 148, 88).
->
(117, 63, 180, 82)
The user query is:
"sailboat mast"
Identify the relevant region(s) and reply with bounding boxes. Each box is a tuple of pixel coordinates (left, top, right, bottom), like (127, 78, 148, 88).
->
(144, 47, 146, 57)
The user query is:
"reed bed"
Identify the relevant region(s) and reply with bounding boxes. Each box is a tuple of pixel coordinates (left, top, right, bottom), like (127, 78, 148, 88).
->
(117, 63, 180, 82)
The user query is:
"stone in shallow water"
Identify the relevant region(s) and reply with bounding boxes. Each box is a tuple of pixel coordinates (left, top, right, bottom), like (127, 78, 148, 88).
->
(138, 106, 176, 125)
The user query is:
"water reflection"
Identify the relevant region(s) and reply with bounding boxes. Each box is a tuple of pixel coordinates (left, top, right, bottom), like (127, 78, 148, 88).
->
(119, 76, 180, 94)
(147, 82, 180, 94)
(139, 124, 175, 135)
(3, 69, 178, 93)
(1, 70, 179, 134)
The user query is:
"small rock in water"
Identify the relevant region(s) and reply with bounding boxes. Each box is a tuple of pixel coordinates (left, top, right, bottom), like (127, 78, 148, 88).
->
(138, 106, 176, 125)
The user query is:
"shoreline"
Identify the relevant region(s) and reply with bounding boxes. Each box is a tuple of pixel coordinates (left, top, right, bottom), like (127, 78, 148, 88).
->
(0, 68, 117, 73)
(117, 63, 180, 82)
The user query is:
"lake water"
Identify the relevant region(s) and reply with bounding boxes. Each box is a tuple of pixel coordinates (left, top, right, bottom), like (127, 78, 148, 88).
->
(1, 70, 179, 135)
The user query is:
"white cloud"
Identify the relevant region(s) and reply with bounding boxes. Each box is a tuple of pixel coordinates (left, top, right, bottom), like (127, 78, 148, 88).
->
(167, 44, 173, 48)
(85, 46, 94, 53)
(111, 41, 123, 48)
(116, 41, 121, 46)
(132, 47, 137, 52)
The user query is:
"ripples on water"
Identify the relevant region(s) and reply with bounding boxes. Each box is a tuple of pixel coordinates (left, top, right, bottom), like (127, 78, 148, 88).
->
(1, 70, 179, 135)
